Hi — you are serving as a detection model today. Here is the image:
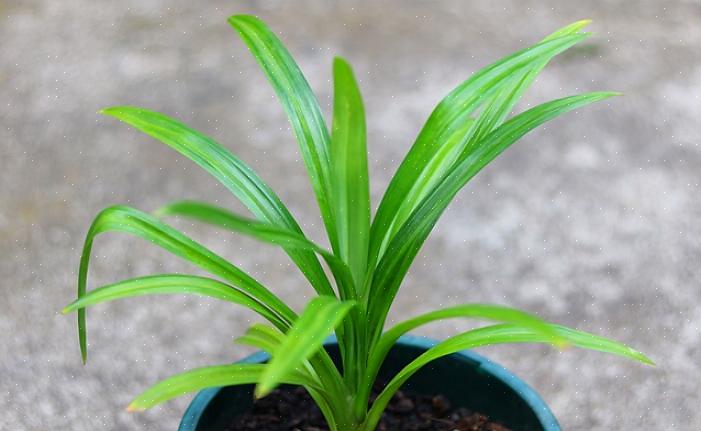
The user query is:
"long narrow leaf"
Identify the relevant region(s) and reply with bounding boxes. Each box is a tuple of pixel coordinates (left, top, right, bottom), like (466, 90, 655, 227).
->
(234, 323, 351, 426)
(228, 15, 338, 254)
(156, 201, 355, 301)
(235, 323, 286, 355)
(367, 92, 618, 339)
(458, 20, 594, 159)
(331, 57, 370, 289)
(101, 107, 334, 298)
(156, 201, 326, 252)
(236, 324, 320, 383)
(369, 304, 565, 378)
(369, 22, 591, 270)
(64, 274, 286, 329)
(256, 296, 355, 397)
(363, 323, 652, 430)
(353, 304, 564, 415)
(330, 57, 371, 395)
(463, 20, 594, 147)
(127, 364, 318, 411)
(76, 205, 295, 363)
(157, 201, 359, 380)
(383, 119, 474, 245)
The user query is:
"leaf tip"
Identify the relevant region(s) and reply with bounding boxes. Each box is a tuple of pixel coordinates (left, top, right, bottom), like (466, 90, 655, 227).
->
(553, 339, 570, 350)
(151, 206, 168, 218)
(227, 14, 258, 28)
(126, 403, 143, 413)
(254, 384, 271, 399)
(635, 351, 655, 366)
(333, 56, 349, 68)
(99, 106, 123, 118)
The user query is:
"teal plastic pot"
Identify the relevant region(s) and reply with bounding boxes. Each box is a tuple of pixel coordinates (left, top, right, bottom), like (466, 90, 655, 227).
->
(179, 335, 560, 431)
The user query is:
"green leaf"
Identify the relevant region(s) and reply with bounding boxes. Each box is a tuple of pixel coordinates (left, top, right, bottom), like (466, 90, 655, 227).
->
(366, 92, 618, 340)
(234, 324, 351, 427)
(541, 19, 592, 41)
(236, 324, 323, 383)
(382, 119, 474, 249)
(369, 303, 565, 376)
(256, 296, 355, 397)
(73, 18, 647, 431)
(363, 323, 652, 430)
(331, 57, 370, 289)
(76, 205, 295, 364)
(127, 364, 318, 411)
(100, 106, 334, 298)
(235, 323, 286, 355)
(369, 23, 591, 270)
(547, 324, 654, 365)
(63, 274, 286, 329)
(157, 201, 359, 386)
(155, 201, 356, 301)
(353, 303, 564, 416)
(453, 20, 595, 163)
(156, 201, 326, 252)
(228, 14, 338, 255)
(328, 58, 371, 396)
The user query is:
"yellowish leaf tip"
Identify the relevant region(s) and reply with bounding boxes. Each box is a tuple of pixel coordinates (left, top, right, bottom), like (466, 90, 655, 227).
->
(554, 340, 570, 350)
(636, 351, 656, 366)
(99, 106, 131, 116)
(151, 207, 168, 218)
(254, 386, 269, 399)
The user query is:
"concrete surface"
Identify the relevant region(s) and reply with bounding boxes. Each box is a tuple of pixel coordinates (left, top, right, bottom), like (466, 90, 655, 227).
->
(2, 1, 700, 429)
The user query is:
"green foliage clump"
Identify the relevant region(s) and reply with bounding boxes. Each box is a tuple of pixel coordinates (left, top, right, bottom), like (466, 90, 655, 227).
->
(64, 15, 652, 431)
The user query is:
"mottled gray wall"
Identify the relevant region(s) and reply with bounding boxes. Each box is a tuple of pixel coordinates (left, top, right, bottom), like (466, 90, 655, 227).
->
(2, 0, 700, 429)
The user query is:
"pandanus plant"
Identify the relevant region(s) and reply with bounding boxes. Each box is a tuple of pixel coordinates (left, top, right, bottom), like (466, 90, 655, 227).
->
(64, 15, 652, 431)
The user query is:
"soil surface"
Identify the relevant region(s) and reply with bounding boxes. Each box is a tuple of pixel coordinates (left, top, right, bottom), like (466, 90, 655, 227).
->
(226, 385, 510, 431)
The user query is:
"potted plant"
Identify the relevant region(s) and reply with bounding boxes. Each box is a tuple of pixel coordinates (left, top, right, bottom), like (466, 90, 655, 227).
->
(64, 15, 652, 431)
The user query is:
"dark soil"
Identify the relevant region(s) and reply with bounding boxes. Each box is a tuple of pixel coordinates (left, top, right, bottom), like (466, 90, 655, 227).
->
(226, 385, 511, 431)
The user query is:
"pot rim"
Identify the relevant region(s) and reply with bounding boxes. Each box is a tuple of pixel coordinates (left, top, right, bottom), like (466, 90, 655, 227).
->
(179, 334, 560, 431)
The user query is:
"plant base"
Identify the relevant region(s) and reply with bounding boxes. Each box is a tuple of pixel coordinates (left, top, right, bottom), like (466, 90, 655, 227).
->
(180, 335, 560, 431)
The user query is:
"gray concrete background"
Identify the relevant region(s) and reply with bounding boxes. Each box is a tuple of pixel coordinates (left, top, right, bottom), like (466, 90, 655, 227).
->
(2, 0, 700, 429)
